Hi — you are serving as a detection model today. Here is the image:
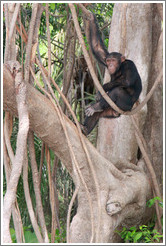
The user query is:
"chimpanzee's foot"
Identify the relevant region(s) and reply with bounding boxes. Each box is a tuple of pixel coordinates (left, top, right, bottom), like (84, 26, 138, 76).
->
(112, 110, 120, 117)
(101, 108, 120, 118)
(79, 123, 88, 136)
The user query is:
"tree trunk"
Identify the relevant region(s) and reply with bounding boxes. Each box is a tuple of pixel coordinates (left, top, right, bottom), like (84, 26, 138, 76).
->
(97, 3, 163, 242)
(143, 4, 163, 192)
(97, 3, 152, 163)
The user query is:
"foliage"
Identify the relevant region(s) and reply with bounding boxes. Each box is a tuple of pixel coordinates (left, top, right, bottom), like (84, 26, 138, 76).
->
(146, 196, 163, 208)
(116, 225, 163, 243)
(116, 197, 163, 243)
(10, 228, 17, 243)
(53, 228, 66, 243)
(10, 227, 38, 243)
(10, 227, 66, 243)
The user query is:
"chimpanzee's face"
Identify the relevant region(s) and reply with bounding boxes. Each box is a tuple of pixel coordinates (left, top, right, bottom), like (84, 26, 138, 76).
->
(106, 57, 120, 75)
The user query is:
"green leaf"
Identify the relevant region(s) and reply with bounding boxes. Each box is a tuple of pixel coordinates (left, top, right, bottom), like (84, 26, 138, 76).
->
(144, 236, 151, 243)
(50, 3, 55, 10)
(139, 225, 148, 230)
(146, 197, 162, 207)
(152, 229, 158, 234)
(56, 228, 60, 236)
(131, 230, 137, 237)
(134, 232, 142, 242)
(129, 226, 136, 231)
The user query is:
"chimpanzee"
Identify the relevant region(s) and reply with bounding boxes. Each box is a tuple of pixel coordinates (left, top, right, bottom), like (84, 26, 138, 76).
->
(82, 13, 142, 135)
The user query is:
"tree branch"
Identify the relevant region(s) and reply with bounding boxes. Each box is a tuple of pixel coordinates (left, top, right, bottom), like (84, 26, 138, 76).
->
(28, 131, 49, 242)
(3, 67, 29, 243)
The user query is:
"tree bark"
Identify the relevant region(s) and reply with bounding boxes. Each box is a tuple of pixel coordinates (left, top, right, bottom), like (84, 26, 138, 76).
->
(28, 131, 49, 242)
(143, 4, 163, 192)
(96, 3, 163, 241)
(3, 70, 29, 243)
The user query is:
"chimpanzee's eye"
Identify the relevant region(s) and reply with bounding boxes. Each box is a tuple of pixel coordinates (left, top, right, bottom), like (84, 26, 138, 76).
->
(106, 58, 112, 63)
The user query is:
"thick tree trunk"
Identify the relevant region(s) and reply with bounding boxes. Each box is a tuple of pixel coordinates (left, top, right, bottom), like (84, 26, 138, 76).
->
(97, 3, 152, 163)
(143, 4, 163, 192)
(97, 3, 163, 242)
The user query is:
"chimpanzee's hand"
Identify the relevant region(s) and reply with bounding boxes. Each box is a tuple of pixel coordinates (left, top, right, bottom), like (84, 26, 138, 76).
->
(95, 91, 102, 101)
(85, 105, 95, 117)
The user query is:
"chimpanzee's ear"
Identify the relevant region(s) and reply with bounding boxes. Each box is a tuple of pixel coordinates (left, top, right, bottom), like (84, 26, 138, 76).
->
(121, 56, 125, 63)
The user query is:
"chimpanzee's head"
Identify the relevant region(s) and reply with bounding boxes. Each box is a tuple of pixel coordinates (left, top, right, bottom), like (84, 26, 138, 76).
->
(106, 52, 125, 75)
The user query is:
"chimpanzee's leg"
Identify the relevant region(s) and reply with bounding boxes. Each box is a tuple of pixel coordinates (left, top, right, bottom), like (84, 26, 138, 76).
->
(85, 87, 132, 117)
(82, 112, 101, 135)
(82, 108, 120, 135)
(100, 108, 120, 118)
(83, 88, 133, 135)
(99, 87, 133, 111)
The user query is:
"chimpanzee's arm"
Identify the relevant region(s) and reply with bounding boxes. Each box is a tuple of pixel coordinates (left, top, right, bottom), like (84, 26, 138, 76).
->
(103, 81, 122, 91)
(103, 61, 141, 91)
(103, 78, 134, 92)
(95, 81, 120, 101)
(89, 13, 109, 66)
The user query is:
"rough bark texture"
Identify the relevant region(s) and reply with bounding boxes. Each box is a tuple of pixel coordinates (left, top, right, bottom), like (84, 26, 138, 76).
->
(143, 4, 163, 193)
